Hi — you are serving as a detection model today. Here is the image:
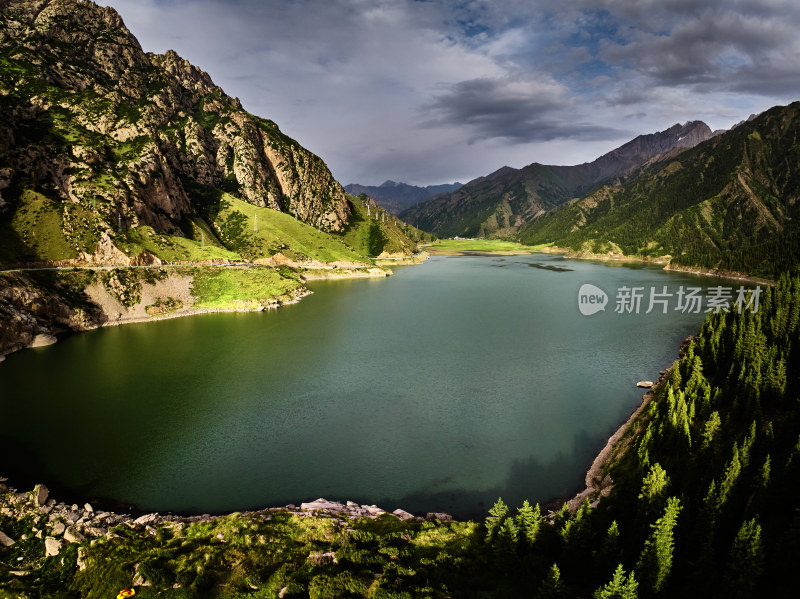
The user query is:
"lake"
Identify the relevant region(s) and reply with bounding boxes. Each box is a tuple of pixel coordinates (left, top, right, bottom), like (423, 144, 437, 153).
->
(0, 255, 733, 518)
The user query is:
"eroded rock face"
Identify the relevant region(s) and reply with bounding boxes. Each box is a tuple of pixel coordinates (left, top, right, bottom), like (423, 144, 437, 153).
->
(0, 0, 351, 260)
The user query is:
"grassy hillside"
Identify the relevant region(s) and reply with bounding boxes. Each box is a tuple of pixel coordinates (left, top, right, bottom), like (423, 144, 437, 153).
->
(341, 194, 434, 258)
(517, 102, 800, 278)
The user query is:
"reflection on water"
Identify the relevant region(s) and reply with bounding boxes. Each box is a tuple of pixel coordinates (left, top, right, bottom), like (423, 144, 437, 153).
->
(0, 255, 718, 518)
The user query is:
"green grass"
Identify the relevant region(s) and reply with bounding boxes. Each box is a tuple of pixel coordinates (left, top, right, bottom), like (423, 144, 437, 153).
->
(423, 238, 552, 254)
(117, 226, 240, 262)
(188, 266, 302, 309)
(212, 194, 367, 263)
(0, 189, 77, 262)
(339, 195, 432, 257)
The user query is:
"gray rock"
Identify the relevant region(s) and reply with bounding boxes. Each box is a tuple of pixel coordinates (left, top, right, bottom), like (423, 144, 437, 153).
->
(45, 537, 62, 556)
(636, 380, 654, 388)
(426, 512, 453, 522)
(51, 522, 66, 536)
(33, 484, 49, 506)
(300, 498, 345, 513)
(361, 504, 385, 517)
(392, 509, 414, 521)
(84, 526, 107, 537)
(64, 527, 85, 543)
(0, 530, 14, 546)
(134, 513, 158, 526)
(30, 334, 57, 348)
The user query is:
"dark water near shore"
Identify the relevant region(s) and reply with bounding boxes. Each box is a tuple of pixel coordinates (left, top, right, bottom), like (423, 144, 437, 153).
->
(0, 255, 731, 517)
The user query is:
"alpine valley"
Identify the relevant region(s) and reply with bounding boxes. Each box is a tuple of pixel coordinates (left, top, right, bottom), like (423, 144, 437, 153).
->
(1, 1, 799, 599)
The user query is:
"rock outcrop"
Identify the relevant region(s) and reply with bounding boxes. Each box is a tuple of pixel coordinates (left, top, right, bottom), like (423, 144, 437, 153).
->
(0, 0, 351, 267)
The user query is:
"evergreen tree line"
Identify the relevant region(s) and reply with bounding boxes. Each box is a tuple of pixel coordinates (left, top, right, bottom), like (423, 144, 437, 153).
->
(475, 274, 800, 598)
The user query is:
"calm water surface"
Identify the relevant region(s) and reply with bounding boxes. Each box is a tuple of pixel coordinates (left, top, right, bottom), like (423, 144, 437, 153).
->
(0, 255, 726, 517)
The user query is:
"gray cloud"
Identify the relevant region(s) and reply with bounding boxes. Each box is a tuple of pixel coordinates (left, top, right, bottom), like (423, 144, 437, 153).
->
(98, 0, 799, 185)
(423, 76, 627, 143)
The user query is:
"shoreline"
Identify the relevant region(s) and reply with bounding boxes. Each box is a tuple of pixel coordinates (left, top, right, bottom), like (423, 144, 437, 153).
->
(538, 245, 774, 286)
(0, 264, 395, 360)
(565, 335, 692, 511)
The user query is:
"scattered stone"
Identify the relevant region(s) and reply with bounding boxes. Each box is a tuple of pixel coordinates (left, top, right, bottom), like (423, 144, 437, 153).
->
(216, 533, 224, 540)
(64, 527, 85, 543)
(346, 501, 358, 508)
(84, 526, 107, 537)
(308, 551, 337, 565)
(51, 522, 66, 536)
(392, 509, 415, 521)
(0, 530, 14, 546)
(145, 525, 157, 535)
(77, 547, 87, 571)
(33, 484, 49, 506)
(636, 380, 654, 388)
(361, 504, 385, 517)
(134, 513, 158, 526)
(426, 512, 453, 522)
(45, 537, 62, 556)
(84, 503, 94, 513)
(10, 570, 29, 576)
(300, 498, 346, 513)
(71, 504, 79, 511)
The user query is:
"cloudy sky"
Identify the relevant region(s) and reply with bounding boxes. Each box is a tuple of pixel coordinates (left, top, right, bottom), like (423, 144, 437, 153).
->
(100, 0, 800, 186)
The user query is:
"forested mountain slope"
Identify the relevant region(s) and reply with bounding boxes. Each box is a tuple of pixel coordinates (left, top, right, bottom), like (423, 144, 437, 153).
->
(401, 121, 712, 238)
(517, 102, 800, 278)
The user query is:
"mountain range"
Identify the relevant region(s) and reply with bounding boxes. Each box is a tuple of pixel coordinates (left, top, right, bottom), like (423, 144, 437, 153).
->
(401, 121, 715, 238)
(517, 102, 800, 278)
(344, 180, 463, 215)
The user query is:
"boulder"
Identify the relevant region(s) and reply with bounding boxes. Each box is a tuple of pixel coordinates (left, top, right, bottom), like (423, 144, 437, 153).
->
(29, 334, 57, 348)
(84, 503, 94, 513)
(392, 509, 415, 521)
(133, 513, 158, 526)
(636, 381, 654, 388)
(426, 512, 453, 522)
(300, 498, 345, 513)
(0, 530, 14, 546)
(64, 527, 85, 543)
(33, 484, 49, 506)
(45, 537, 62, 556)
(51, 522, 66, 536)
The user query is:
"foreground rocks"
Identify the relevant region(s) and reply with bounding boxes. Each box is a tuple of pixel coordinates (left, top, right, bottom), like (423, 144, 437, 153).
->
(0, 480, 447, 560)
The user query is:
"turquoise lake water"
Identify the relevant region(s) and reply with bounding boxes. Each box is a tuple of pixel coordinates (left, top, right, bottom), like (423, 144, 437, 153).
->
(0, 255, 732, 517)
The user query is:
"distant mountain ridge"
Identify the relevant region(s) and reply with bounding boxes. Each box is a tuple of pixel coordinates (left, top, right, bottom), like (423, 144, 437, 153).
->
(400, 121, 714, 238)
(516, 102, 800, 278)
(344, 180, 463, 215)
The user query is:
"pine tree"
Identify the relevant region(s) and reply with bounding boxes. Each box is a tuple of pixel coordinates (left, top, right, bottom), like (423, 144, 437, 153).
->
(537, 563, 565, 599)
(515, 500, 542, 548)
(593, 564, 638, 599)
(485, 497, 509, 544)
(724, 518, 764, 598)
(639, 463, 669, 503)
(636, 496, 681, 594)
(495, 517, 519, 554)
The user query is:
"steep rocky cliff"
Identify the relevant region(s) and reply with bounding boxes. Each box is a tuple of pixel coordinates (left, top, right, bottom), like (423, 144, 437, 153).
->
(0, 0, 351, 265)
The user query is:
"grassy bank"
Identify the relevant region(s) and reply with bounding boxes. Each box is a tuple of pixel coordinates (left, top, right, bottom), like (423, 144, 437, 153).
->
(423, 239, 552, 255)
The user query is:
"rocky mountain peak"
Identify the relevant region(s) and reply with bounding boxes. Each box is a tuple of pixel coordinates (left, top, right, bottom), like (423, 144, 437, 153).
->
(0, 0, 352, 261)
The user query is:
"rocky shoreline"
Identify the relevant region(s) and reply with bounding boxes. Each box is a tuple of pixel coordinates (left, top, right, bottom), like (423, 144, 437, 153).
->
(0, 264, 395, 361)
(0, 479, 450, 564)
